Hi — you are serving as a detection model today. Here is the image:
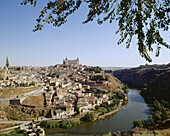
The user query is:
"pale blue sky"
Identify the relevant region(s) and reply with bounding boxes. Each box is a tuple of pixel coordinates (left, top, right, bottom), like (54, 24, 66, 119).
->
(0, 0, 170, 67)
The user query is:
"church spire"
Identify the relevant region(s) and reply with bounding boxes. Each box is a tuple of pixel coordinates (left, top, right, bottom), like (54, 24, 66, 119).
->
(6, 57, 9, 68)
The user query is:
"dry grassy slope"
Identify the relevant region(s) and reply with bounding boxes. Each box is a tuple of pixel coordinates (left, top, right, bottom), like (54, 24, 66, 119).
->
(22, 94, 44, 107)
(3, 105, 51, 121)
(107, 74, 123, 89)
(0, 124, 20, 130)
(0, 87, 39, 96)
(91, 74, 123, 92)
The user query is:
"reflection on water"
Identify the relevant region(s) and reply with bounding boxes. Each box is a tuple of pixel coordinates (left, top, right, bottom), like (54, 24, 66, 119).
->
(143, 109, 152, 115)
(128, 90, 146, 104)
(46, 89, 151, 136)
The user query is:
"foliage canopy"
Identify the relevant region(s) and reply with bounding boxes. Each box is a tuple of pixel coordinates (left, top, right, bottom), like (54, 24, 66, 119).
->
(81, 112, 94, 122)
(21, 0, 170, 62)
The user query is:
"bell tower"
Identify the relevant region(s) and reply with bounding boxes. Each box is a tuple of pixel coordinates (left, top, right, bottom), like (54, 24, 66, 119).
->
(6, 57, 9, 68)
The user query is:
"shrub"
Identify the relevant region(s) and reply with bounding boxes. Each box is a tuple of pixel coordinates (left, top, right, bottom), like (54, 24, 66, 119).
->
(133, 120, 143, 128)
(118, 94, 125, 100)
(70, 121, 80, 126)
(95, 105, 100, 110)
(161, 100, 169, 108)
(49, 83, 55, 86)
(76, 108, 80, 114)
(40, 120, 48, 128)
(124, 89, 129, 94)
(100, 103, 108, 108)
(111, 95, 116, 99)
(105, 75, 109, 80)
(81, 113, 94, 122)
(61, 122, 72, 128)
(60, 121, 80, 128)
(107, 107, 112, 112)
(109, 103, 115, 107)
(40, 121, 60, 128)
(113, 99, 120, 105)
(85, 66, 102, 73)
(47, 123, 53, 128)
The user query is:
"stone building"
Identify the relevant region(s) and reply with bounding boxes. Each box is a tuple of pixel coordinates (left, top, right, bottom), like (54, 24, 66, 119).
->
(0, 57, 9, 79)
(63, 57, 79, 65)
(4, 57, 26, 71)
(0, 68, 7, 79)
(66, 103, 74, 115)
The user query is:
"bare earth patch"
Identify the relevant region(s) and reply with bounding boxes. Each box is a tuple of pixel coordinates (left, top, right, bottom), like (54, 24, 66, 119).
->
(0, 87, 39, 96)
(158, 128, 170, 136)
(22, 94, 44, 107)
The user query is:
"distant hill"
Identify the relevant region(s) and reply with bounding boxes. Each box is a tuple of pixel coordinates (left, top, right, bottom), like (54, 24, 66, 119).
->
(113, 63, 170, 101)
(101, 67, 131, 71)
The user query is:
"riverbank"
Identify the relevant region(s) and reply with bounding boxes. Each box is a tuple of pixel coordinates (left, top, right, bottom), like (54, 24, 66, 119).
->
(112, 65, 170, 134)
(38, 101, 125, 129)
(98, 102, 123, 120)
(120, 89, 170, 136)
(45, 89, 151, 135)
(0, 92, 127, 135)
(0, 122, 45, 136)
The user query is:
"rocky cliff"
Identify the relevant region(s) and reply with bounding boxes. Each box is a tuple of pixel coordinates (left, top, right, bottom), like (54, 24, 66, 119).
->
(113, 63, 170, 101)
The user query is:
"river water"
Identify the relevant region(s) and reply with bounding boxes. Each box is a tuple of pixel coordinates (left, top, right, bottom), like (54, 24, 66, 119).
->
(45, 89, 151, 135)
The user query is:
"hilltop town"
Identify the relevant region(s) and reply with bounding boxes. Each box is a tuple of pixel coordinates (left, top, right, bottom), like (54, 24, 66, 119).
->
(0, 58, 128, 135)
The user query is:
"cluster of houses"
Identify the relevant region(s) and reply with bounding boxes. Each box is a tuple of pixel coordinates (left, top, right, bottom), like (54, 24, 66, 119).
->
(0, 66, 45, 87)
(41, 64, 111, 117)
(0, 58, 127, 118)
(42, 64, 127, 118)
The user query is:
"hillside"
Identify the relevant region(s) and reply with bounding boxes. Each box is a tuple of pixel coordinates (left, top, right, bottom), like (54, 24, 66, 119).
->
(0, 87, 39, 96)
(113, 63, 170, 101)
(22, 94, 44, 107)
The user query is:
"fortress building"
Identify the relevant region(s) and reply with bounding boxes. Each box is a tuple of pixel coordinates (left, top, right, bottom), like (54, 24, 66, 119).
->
(63, 57, 79, 65)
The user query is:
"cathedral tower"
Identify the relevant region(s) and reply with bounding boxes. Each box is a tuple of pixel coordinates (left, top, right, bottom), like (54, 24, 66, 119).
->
(6, 57, 9, 68)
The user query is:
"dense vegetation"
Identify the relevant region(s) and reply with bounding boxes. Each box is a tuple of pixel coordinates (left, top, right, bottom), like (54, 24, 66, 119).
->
(122, 85, 129, 94)
(39, 120, 81, 129)
(40, 113, 95, 129)
(114, 64, 170, 131)
(95, 98, 121, 116)
(89, 74, 109, 81)
(91, 88, 110, 96)
(133, 99, 169, 129)
(85, 66, 103, 73)
(80, 113, 94, 122)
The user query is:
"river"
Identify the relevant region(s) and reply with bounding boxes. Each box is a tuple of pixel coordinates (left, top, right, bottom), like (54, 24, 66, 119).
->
(45, 89, 151, 135)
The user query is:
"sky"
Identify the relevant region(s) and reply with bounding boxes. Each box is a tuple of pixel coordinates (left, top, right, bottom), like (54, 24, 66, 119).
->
(0, 0, 170, 67)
